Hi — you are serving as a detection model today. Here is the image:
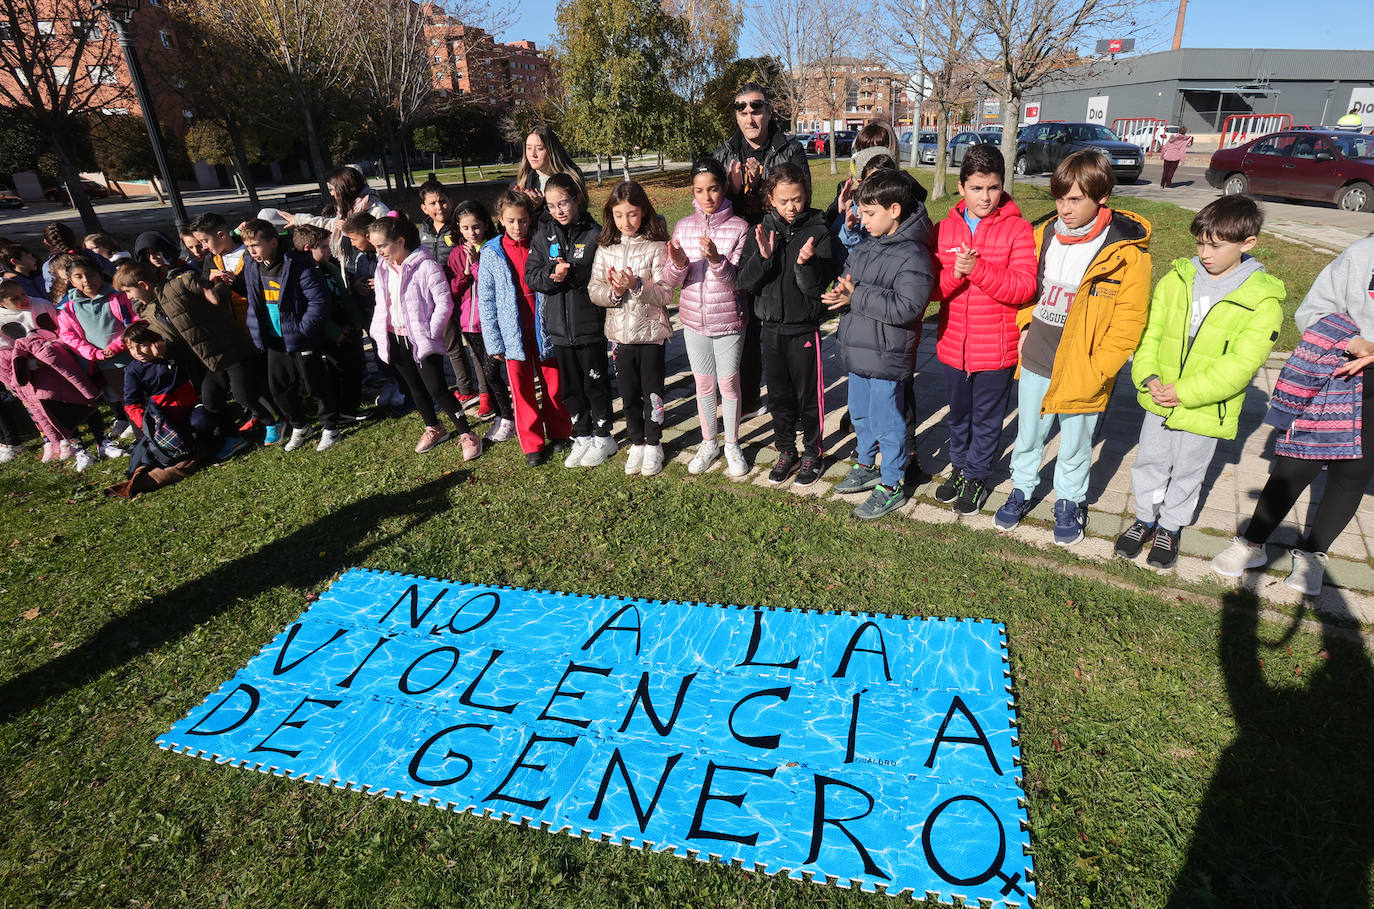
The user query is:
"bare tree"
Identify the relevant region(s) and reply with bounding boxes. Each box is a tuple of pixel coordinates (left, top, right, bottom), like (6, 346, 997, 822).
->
(0, 0, 128, 229)
(975, 0, 1166, 189)
(883, 0, 983, 200)
(196, 0, 355, 189)
(748, 0, 812, 133)
(662, 0, 743, 156)
(348, 0, 436, 190)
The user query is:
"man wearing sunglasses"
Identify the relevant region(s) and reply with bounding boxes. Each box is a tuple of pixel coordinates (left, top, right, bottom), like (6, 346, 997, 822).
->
(713, 82, 810, 416)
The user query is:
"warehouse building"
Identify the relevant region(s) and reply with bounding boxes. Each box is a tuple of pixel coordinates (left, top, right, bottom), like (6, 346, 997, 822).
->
(1028, 48, 1374, 133)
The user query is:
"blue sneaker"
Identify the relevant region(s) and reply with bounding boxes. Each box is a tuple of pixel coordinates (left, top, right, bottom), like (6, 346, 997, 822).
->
(216, 436, 249, 460)
(1053, 498, 1086, 546)
(263, 421, 286, 445)
(993, 488, 1032, 530)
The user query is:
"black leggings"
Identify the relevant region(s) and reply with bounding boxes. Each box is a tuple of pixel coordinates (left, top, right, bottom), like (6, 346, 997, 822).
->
(1245, 380, 1374, 554)
(201, 357, 279, 432)
(0, 401, 25, 446)
(388, 334, 469, 433)
(464, 331, 512, 422)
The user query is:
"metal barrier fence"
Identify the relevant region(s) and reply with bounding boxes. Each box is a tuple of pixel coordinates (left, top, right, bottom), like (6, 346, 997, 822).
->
(1220, 113, 1293, 149)
(1112, 117, 1169, 154)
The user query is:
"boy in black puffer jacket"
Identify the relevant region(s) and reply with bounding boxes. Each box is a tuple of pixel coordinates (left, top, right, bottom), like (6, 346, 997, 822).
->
(825, 168, 935, 520)
(525, 173, 606, 452)
(737, 163, 838, 487)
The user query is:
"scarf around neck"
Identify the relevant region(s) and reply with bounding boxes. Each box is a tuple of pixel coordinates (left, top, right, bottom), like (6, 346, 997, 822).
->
(1054, 207, 1112, 245)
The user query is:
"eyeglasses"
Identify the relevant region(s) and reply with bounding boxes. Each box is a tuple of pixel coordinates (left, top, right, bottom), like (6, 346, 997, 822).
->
(547, 198, 576, 213)
(734, 100, 767, 113)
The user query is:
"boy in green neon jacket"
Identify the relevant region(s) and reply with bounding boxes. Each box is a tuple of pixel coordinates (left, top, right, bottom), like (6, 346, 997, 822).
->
(1116, 194, 1285, 569)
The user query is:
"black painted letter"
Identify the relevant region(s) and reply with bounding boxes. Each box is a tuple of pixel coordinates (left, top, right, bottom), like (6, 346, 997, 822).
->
(687, 761, 777, 846)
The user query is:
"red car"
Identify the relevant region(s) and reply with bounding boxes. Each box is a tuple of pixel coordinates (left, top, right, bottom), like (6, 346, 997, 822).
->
(1206, 129, 1374, 212)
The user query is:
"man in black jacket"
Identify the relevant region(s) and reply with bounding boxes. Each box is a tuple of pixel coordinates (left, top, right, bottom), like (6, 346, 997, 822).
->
(714, 82, 811, 421)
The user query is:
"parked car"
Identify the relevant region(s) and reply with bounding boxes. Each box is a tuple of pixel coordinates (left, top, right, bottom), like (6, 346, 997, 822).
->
(1206, 129, 1374, 212)
(793, 132, 815, 151)
(899, 130, 940, 165)
(0, 191, 24, 210)
(1014, 121, 1144, 182)
(811, 131, 856, 156)
(44, 180, 115, 205)
(947, 130, 1003, 168)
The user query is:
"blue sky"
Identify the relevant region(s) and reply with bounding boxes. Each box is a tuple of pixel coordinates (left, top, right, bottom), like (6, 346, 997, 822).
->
(500, 0, 1370, 55)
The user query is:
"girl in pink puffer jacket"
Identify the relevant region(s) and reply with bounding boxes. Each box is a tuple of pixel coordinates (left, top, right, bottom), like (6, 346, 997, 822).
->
(662, 157, 751, 477)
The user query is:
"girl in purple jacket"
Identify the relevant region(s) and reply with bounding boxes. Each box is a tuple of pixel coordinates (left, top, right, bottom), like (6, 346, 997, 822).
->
(368, 212, 482, 460)
(663, 157, 752, 477)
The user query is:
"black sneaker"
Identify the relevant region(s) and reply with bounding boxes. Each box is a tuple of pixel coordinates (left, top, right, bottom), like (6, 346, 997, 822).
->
(547, 438, 573, 454)
(768, 450, 800, 484)
(525, 450, 547, 467)
(953, 476, 990, 515)
(1146, 527, 1181, 569)
(934, 469, 965, 503)
(794, 453, 823, 487)
(1114, 520, 1156, 559)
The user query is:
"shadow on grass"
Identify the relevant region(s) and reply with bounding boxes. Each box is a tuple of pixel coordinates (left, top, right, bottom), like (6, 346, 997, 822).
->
(1166, 590, 1374, 907)
(0, 470, 468, 726)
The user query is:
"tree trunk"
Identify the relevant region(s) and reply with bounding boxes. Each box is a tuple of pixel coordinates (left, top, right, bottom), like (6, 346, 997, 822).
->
(596, 155, 604, 184)
(51, 138, 102, 232)
(931, 109, 951, 202)
(1001, 88, 1022, 193)
(385, 118, 409, 192)
(296, 93, 329, 193)
(460, 158, 468, 183)
(226, 124, 262, 210)
(829, 131, 837, 175)
(658, 149, 664, 171)
(622, 154, 630, 179)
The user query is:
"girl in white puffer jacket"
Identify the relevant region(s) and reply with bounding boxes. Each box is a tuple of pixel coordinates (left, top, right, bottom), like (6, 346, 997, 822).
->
(662, 157, 751, 477)
(589, 180, 673, 477)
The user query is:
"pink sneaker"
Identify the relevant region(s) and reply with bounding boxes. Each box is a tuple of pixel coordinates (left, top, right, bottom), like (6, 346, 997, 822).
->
(415, 426, 450, 453)
(459, 432, 482, 461)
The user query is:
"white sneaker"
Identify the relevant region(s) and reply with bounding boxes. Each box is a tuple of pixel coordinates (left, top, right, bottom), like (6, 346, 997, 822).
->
(73, 447, 95, 472)
(688, 440, 720, 475)
(485, 418, 514, 443)
(625, 444, 645, 475)
(0, 443, 23, 463)
(99, 438, 127, 458)
(723, 443, 749, 477)
(564, 436, 592, 468)
(58, 439, 73, 460)
(110, 418, 134, 440)
(284, 427, 313, 451)
(1284, 549, 1328, 596)
(641, 444, 665, 477)
(316, 429, 342, 452)
(581, 435, 618, 468)
(1210, 537, 1267, 578)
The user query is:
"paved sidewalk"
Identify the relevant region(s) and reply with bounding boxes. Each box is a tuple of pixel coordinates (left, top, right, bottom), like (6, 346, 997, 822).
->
(637, 319, 1374, 620)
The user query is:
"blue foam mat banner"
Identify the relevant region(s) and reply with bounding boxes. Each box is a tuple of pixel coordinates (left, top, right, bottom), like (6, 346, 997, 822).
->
(158, 569, 1035, 904)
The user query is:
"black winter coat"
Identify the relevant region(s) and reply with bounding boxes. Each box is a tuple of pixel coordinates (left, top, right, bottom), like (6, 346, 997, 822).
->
(736, 208, 838, 333)
(837, 208, 936, 381)
(526, 211, 603, 346)
(713, 125, 810, 224)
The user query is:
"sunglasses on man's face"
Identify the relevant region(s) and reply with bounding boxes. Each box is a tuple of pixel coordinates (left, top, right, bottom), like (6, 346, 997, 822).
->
(734, 100, 767, 113)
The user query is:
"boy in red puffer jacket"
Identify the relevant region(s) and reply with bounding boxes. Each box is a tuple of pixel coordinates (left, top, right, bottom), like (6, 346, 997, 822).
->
(932, 145, 1038, 515)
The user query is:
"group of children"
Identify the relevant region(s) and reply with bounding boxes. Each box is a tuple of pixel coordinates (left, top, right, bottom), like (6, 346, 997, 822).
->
(1, 145, 1366, 593)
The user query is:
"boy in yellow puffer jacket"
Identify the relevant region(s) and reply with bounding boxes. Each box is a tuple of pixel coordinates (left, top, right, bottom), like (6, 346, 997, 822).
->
(994, 150, 1152, 545)
(1115, 194, 1283, 568)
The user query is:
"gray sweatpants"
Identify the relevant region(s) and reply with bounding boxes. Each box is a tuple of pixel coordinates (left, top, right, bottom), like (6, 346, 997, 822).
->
(1131, 411, 1219, 532)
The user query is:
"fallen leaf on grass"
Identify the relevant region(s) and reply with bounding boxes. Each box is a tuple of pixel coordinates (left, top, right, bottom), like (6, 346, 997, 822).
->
(21, 608, 39, 620)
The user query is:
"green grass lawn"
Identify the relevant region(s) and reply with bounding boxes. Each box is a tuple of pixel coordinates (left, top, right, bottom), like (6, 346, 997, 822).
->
(0, 160, 1360, 908)
(2, 406, 1371, 907)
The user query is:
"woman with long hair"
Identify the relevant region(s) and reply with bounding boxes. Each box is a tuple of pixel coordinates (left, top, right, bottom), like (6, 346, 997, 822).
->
(515, 125, 586, 201)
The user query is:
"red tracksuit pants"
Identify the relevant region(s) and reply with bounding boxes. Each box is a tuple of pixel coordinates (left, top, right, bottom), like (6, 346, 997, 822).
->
(505, 336, 571, 454)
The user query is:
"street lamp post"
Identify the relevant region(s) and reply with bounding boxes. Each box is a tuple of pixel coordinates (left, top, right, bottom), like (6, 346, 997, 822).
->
(93, 0, 188, 231)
